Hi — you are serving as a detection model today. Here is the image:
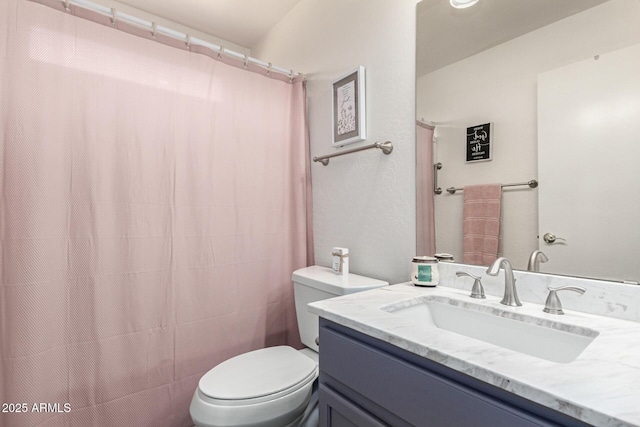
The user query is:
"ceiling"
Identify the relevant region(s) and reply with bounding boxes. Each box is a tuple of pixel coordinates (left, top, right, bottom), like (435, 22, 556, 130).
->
(116, 0, 304, 49)
(114, 0, 610, 71)
(417, 0, 610, 76)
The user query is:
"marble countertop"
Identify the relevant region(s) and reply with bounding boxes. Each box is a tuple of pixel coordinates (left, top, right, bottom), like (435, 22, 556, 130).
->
(309, 282, 640, 427)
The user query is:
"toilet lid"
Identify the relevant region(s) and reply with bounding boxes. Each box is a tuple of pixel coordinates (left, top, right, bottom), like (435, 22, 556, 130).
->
(199, 346, 317, 401)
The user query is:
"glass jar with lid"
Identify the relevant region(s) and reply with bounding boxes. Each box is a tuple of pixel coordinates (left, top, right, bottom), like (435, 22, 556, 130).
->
(411, 256, 439, 287)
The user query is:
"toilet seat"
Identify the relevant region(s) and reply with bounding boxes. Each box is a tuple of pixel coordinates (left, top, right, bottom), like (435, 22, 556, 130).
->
(198, 346, 317, 405)
(191, 346, 318, 427)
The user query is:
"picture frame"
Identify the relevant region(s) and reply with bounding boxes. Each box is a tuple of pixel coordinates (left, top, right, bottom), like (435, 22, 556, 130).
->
(332, 66, 366, 147)
(465, 122, 492, 163)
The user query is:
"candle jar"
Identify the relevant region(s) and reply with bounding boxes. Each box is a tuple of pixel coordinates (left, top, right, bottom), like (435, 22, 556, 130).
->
(411, 256, 439, 287)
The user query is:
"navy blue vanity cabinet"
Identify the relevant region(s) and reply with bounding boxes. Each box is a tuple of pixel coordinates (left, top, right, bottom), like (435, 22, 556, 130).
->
(318, 319, 591, 427)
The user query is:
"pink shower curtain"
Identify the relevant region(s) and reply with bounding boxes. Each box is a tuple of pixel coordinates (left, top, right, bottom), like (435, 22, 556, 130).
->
(0, 1, 312, 426)
(416, 122, 436, 256)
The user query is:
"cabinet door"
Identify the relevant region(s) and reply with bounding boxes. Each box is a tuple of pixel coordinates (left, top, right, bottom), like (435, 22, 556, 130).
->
(320, 387, 389, 427)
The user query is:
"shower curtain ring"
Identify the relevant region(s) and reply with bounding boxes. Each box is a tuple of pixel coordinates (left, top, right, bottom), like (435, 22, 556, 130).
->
(243, 55, 249, 68)
(217, 47, 224, 59)
(289, 70, 294, 83)
(267, 63, 272, 76)
(64, 0, 70, 12)
(185, 35, 191, 49)
(151, 22, 157, 38)
(110, 8, 117, 26)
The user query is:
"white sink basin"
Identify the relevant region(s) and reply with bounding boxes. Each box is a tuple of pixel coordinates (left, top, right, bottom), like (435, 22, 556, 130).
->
(382, 296, 598, 363)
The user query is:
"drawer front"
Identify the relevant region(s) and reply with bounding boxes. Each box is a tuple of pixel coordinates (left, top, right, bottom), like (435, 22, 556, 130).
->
(320, 324, 561, 427)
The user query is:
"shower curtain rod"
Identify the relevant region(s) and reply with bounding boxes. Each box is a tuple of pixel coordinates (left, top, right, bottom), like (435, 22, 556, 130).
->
(51, 0, 302, 81)
(417, 118, 436, 130)
(418, 119, 471, 129)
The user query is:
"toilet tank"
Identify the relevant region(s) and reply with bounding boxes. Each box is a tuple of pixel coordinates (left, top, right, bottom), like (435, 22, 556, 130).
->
(292, 265, 388, 352)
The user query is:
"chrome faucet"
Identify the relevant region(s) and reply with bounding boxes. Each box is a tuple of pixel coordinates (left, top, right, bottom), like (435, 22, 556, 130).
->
(486, 257, 522, 307)
(527, 250, 549, 272)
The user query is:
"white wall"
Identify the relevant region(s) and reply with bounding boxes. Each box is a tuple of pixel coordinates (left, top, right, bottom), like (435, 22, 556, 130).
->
(417, 0, 640, 270)
(253, 0, 418, 284)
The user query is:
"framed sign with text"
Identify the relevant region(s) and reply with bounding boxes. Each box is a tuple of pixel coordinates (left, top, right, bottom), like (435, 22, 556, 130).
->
(332, 66, 366, 147)
(466, 123, 492, 162)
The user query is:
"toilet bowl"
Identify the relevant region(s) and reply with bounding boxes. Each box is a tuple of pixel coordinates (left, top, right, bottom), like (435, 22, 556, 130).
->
(190, 265, 388, 427)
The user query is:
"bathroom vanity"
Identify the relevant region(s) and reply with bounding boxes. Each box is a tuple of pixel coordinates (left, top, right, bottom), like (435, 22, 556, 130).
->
(318, 319, 588, 427)
(309, 263, 640, 427)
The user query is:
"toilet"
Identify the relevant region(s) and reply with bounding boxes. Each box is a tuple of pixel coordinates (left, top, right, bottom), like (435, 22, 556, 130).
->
(190, 265, 388, 427)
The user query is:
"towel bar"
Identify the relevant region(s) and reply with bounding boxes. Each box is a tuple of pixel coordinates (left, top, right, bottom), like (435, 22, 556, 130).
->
(313, 141, 393, 166)
(446, 180, 538, 194)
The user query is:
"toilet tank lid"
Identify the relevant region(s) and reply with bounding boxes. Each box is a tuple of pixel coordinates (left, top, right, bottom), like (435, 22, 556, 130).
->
(292, 265, 388, 296)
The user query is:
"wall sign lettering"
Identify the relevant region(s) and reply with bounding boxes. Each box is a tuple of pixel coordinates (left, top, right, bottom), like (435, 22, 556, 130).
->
(466, 123, 492, 162)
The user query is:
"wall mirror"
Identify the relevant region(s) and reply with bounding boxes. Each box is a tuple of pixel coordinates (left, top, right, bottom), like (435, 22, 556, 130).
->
(416, 0, 640, 283)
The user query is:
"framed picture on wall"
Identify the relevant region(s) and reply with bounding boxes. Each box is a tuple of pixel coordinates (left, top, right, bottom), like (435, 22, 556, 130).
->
(332, 66, 366, 147)
(466, 122, 492, 162)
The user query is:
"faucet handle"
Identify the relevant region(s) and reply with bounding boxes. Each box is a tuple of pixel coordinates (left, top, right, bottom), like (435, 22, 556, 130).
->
(456, 271, 486, 299)
(543, 286, 586, 315)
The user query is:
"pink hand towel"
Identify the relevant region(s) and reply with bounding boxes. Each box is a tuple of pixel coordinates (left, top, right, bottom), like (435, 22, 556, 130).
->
(462, 184, 502, 265)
